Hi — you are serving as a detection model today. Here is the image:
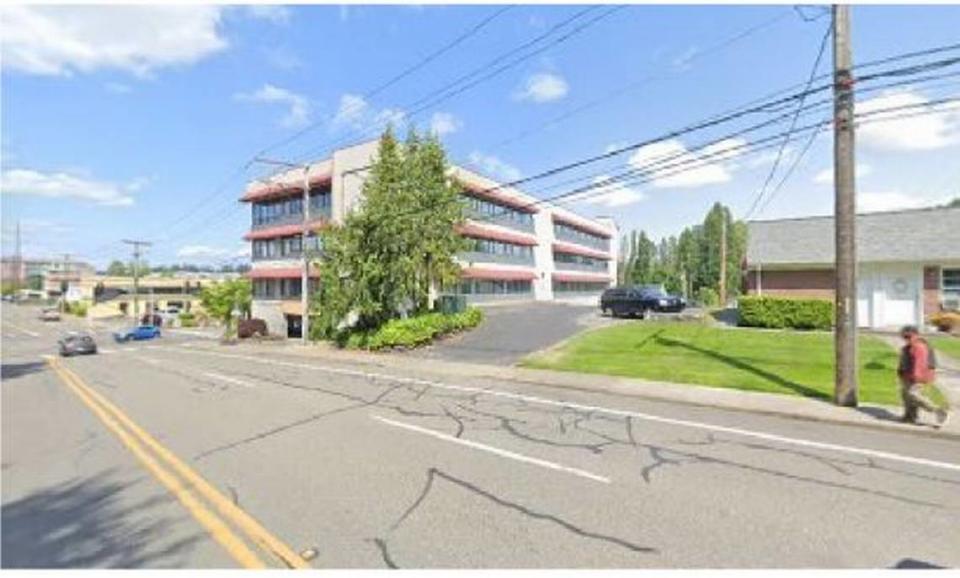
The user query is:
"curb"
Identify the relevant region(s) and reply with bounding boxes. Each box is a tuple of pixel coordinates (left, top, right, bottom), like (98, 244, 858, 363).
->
(210, 340, 960, 442)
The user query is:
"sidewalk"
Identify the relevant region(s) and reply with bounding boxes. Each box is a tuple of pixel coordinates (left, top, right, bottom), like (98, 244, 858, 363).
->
(195, 338, 960, 440)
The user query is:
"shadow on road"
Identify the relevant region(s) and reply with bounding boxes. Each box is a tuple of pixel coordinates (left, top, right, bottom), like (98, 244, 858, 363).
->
(1, 361, 48, 381)
(1, 469, 203, 568)
(891, 557, 947, 569)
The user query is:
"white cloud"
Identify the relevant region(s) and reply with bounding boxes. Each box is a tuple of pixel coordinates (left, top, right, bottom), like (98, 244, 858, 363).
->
(468, 152, 522, 182)
(671, 46, 699, 71)
(513, 72, 569, 103)
(331, 93, 405, 133)
(263, 46, 302, 71)
(429, 112, 462, 137)
(235, 84, 311, 129)
(858, 190, 929, 213)
(813, 163, 872, 185)
(0, 5, 227, 77)
(857, 89, 960, 151)
(177, 245, 232, 260)
(565, 176, 647, 208)
(1, 168, 138, 207)
(627, 138, 746, 188)
(245, 5, 290, 25)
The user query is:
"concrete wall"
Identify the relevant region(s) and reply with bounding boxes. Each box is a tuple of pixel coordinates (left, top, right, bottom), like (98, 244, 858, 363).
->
(746, 268, 834, 299)
(252, 300, 287, 337)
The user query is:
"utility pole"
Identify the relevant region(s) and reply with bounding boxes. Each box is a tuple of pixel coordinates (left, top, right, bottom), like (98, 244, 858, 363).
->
(60, 253, 71, 315)
(833, 5, 858, 407)
(719, 216, 728, 307)
(251, 157, 313, 345)
(123, 240, 152, 324)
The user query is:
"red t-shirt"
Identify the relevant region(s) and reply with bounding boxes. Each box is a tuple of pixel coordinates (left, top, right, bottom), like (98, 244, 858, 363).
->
(906, 339, 935, 384)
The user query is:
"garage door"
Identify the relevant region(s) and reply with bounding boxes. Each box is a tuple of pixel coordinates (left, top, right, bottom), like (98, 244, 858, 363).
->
(877, 264, 920, 328)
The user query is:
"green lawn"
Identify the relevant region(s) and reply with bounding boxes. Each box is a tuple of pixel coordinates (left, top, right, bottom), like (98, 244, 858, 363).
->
(929, 334, 960, 363)
(522, 322, 918, 406)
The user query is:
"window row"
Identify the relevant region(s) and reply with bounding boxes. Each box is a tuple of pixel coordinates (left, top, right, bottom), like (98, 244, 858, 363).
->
(553, 280, 610, 293)
(468, 237, 534, 258)
(253, 236, 302, 259)
(455, 279, 532, 295)
(252, 278, 319, 299)
(944, 268, 960, 294)
(553, 223, 609, 250)
(251, 188, 331, 226)
(553, 252, 606, 267)
(464, 195, 533, 225)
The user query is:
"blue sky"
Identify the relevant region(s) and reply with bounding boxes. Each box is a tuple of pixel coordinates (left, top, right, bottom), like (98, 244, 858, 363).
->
(2, 3, 959, 268)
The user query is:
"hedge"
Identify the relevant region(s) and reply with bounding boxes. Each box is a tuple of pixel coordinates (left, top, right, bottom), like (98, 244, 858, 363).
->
(341, 307, 484, 350)
(738, 296, 833, 330)
(178, 311, 197, 328)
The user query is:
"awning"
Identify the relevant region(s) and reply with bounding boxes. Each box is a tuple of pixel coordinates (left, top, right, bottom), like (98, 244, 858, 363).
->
(247, 267, 319, 279)
(240, 173, 333, 202)
(457, 222, 538, 246)
(552, 271, 612, 283)
(461, 267, 538, 281)
(552, 241, 611, 260)
(243, 219, 327, 240)
(551, 213, 613, 239)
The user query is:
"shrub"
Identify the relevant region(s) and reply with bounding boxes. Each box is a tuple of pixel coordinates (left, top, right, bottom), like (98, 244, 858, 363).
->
(179, 312, 197, 328)
(341, 307, 484, 350)
(67, 302, 88, 317)
(238, 318, 268, 339)
(738, 296, 833, 330)
(930, 311, 960, 334)
(695, 287, 719, 308)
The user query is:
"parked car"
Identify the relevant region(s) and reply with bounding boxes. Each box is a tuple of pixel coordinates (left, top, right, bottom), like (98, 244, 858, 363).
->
(600, 285, 686, 318)
(114, 325, 162, 342)
(40, 308, 61, 322)
(156, 307, 181, 325)
(58, 331, 98, 356)
(238, 318, 268, 339)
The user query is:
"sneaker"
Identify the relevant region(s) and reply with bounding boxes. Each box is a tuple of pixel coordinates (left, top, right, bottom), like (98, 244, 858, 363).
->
(935, 409, 949, 427)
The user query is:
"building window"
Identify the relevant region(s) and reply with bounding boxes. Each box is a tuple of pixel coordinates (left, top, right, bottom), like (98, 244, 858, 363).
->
(553, 222, 609, 251)
(553, 252, 606, 268)
(553, 280, 609, 293)
(467, 237, 533, 258)
(454, 279, 531, 295)
(463, 194, 533, 226)
(943, 268, 960, 295)
(252, 187, 331, 227)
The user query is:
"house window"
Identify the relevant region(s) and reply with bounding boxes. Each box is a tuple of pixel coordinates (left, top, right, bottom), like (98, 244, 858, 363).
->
(943, 268, 960, 295)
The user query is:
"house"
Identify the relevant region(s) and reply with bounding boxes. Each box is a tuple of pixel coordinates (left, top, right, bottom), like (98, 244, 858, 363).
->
(745, 205, 960, 329)
(1, 257, 95, 294)
(241, 139, 618, 338)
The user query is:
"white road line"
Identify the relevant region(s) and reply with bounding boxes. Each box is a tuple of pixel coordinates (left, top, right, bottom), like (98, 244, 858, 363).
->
(171, 348, 960, 472)
(202, 372, 255, 389)
(372, 414, 610, 484)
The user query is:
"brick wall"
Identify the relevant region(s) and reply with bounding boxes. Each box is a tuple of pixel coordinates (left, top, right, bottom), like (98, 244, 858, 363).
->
(746, 269, 834, 300)
(923, 265, 941, 321)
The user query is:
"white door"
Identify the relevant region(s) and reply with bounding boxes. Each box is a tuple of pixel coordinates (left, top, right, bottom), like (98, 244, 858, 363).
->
(856, 265, 874, 328)
(877, 264, 920, 328)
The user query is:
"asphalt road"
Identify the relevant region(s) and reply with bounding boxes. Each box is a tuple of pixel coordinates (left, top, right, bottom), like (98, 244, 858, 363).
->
(3, 304, 959, 569)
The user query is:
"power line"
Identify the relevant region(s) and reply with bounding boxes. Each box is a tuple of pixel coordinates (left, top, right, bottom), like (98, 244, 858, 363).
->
(745, 19, 833, 219)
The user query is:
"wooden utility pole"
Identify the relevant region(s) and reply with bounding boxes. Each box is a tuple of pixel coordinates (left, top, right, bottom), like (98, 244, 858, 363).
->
(719, 216, 728, 307)
(123, 240, 152, 324)
(833, 5, 858, 406)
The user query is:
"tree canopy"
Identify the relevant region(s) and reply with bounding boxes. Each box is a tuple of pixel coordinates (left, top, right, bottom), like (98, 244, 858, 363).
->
(312, 127, 467, 337)
(199, 278, 252, 326)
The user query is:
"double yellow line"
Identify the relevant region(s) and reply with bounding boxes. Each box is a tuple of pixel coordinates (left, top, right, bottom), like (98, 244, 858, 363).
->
(46, 357, 309, 569)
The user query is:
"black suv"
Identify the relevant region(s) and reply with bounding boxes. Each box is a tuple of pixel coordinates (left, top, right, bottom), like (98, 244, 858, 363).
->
(600, 285, 686, 318)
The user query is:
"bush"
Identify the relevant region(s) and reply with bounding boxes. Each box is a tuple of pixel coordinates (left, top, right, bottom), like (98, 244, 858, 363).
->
(238, 318, 268, 339)
(738, 296, 833, 330)
(340, 307, 484, 350)
(67, 302, 88, 317)
(930, 311, 960, 334)
(695, 287, 719, 308)
(179, 312, 197, 328)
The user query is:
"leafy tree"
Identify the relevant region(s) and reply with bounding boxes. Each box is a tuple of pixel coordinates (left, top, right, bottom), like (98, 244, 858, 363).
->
(106, 260, 128, 276)
(947, 197, 960, 208)
(312, 127, 467, 337)
(199, 278, 251, 336)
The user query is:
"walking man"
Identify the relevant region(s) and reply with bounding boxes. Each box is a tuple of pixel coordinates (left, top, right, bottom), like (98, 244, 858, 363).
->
(897, 325, 948, 426)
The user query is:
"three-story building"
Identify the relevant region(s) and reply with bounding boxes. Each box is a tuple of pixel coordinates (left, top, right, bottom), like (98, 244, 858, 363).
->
(241, 140, 618, 337)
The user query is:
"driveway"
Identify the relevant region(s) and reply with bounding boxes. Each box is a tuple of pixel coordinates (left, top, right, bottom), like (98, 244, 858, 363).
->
(407, 301, 609, 365)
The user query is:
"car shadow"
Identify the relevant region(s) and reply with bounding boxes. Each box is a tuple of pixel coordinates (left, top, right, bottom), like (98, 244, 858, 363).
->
(1, 469, 204, 568)
(654, 336, 829, 400)
(891, 558, 947, 569)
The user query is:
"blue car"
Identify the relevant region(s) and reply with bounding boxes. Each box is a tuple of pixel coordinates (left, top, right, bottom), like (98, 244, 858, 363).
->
(114, 325, 162, 342)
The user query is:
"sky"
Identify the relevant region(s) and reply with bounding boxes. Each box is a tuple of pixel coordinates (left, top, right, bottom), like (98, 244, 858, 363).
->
(2, 3, 959, 269)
